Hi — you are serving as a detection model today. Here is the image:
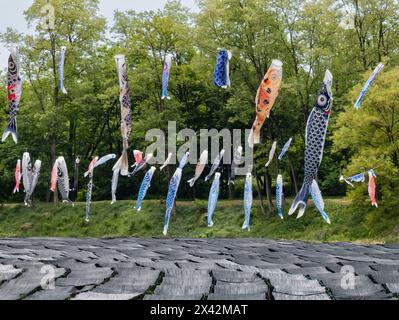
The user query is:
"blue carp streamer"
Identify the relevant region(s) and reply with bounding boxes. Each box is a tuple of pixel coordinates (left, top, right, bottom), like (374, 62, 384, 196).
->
(213, 49, 232, 88)
(207, 173, 221, 227)
(278, 138, 293, 161)
(59, 46, 67, 94)
(242, 173, 253, 231)
(354, 63, 384, 110)
(161, 54, 172, 100)
(276, 174, 284, 220)
(340, 173, 366, 187)
(136, 167, 156, 211)
(163, 152, 190, 235)
(289, 70, 333, 221)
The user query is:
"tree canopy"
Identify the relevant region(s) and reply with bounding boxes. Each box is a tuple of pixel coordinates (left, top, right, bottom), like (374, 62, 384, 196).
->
(0, 0, 398, 213)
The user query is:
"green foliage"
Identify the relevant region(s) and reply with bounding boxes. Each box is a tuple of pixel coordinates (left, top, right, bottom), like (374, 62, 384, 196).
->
(0, 0, 398, 219)
(0, 199, 398, 243)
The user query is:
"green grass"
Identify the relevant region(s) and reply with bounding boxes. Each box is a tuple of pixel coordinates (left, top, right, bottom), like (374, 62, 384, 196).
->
(0, 198, 398, 243)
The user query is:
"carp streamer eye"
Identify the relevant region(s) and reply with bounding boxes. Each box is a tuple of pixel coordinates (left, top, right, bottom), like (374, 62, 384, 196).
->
(318, 94, 328, 107)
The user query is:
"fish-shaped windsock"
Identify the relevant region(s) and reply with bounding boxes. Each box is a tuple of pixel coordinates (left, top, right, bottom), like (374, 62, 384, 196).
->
(163, 152, 190, 236)
(130, 153, 154, 177)
(265, 141, 277, 167)
(214, 49, 232, 88)
(85, 155, 115, 223)
(276, 174, 284, 220)
(58, 46, 67, 94)
(113, 54, 133, 176)
(95, 154, 116, 168)
(111, 167, 120, 205)
(160, 153, 173, 171)
(289, 70, 333, 221)
(207, 172, 221, 227)
(84, 157, 98, 178)
(242, 173, 253, 231)
(136, 166, 156, 211)
(368, 170, 378, 208)
(310, 180, 331, 224)
(188, 150, 208, 187)
(355, 63, 384, 110)
(205, 149, 225, 182)
(2, 46, 22, 144)
(13, 159, 21, 193)
(248, 60, 283, 148)
(50, 159, 59, 192)
(57, 157, 71, 204)
(278, 138, 293, 161)
(25, 160, 41, 207)
(228, 146, 243, 186)
(339, 173, 366, 187)
(161, 54, 172, 100)
(22, 152, 32, 196)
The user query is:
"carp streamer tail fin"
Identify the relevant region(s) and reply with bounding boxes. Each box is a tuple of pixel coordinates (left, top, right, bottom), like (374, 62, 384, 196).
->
(2, 118, 17, 144)
(310, 180, 331, 224)
(289, 184, 310, 219)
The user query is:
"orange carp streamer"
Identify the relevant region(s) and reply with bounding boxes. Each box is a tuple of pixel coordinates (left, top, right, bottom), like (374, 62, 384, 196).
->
(249, 60, 283, 148)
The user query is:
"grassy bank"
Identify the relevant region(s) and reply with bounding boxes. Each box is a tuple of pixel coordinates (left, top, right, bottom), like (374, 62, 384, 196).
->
(0, 199, 398, 243)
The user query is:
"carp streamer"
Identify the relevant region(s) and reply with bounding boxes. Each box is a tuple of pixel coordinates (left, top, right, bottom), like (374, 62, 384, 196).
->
(214, 49, 232, 89)
(289, 70, 333, 222)
(242, 173, 253, 231)
(2, 46, 22, 144)
(207, 172, 221, 227)
(162, 54, 172, 100)
(59, 46, 67, 94)
(265, 141, 277, 168)
(113, 54, 133, 177)
(85, 154, 116, 223)
(163, 152, 190, 236)
(136, 167, 156, 211)
(354, 63, 384, 110)
(248, 60, 283, 148)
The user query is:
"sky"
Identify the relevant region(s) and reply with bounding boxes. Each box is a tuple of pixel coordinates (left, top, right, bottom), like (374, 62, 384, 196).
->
(0, 0, 198, 67)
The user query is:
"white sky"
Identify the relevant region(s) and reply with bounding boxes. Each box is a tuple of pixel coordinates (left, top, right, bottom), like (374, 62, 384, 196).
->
(0, 0, 198, 66)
